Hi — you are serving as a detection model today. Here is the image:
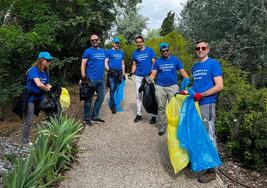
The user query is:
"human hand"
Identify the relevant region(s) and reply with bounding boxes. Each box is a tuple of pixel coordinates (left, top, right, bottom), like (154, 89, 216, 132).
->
(188, 88, 203, 101)
(122, 75, 126, 80)
(180, 78, 190, 90)
(176, 90, 188, 95)
(128, 73, 133, 80)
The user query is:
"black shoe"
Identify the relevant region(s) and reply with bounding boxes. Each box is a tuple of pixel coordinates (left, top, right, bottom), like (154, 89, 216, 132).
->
(91, 118, 105, 123)
(111, 108, 116, 114)
(83, 120, 92, 126)
(158, 126, 167, 136)
(134, 115, 142, 123)
(149, 116, 156, 124)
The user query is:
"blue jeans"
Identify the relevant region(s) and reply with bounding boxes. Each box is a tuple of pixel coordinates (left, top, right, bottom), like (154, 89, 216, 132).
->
(108, 74, 120, 110)
(84, 79, 105, 121)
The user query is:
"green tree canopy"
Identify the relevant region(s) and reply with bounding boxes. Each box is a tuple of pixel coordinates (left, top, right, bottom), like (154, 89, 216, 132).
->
(160, 11, 175, 36)
(179, 0, 267, 87)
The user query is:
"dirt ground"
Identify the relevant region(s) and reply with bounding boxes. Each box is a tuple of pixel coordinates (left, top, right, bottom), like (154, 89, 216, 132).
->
(0, 81, 266, 187)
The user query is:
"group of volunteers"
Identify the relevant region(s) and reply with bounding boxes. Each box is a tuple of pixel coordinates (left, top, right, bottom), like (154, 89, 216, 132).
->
(21, 33, 223, 183)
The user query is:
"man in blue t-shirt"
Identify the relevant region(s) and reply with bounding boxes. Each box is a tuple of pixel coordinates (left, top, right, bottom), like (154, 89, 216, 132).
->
(128, 35, 157, 123)
(180, 39, 223, 183)
(150, 43, 189, 136)
(105, 37, 125, 114)
(81, 34, 106, 126)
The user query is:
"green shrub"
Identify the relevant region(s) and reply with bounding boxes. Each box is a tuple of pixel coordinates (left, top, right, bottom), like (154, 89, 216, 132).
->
(217, 61, 267, 169)
(3, 115, 83, 187)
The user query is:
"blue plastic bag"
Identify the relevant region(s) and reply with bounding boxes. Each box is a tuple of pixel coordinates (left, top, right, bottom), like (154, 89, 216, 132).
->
(109, 79, 125, 112)
(177, 97, 222, 172)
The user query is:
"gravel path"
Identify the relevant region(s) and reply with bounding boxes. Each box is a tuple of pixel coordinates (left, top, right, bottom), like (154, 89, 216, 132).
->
(59, 79, 225, 188)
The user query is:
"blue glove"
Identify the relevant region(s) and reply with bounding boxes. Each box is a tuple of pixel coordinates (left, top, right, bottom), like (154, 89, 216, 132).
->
(180, 78, 190, 91)
(187, 88, 196, 98)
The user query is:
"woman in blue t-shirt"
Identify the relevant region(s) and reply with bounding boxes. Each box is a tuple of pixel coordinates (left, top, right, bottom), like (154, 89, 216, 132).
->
(22, 51, 53, 145)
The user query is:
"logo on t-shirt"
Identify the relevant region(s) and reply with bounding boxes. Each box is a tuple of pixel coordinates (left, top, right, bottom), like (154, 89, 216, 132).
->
(193, 69, 208, 80)
(159, 64, 175, 72)
(136, 54, 149, 62)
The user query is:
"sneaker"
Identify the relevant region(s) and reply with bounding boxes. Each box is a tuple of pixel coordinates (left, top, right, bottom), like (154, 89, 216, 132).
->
(158, 126, 167, 136)
(111, 108, 116, 114)
(83, 120, 92, 126)
(198, 171, 216, 183)
(149, 116, 156, 124)
(91, 118, 105, 123)
(134, 115, 142, 123)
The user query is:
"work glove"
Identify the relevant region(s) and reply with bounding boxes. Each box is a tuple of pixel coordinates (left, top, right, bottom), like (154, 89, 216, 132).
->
(180, 78, 190, 91)
(122, 75, 126, 80)
(188, 88, 203, 101)
(128, 72, 133, 80)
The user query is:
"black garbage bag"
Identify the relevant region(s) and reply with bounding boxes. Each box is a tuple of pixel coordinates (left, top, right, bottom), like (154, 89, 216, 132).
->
(40, 85, 62, 117)
(79, 79, 94, 101)
(140, 77, 158, 115)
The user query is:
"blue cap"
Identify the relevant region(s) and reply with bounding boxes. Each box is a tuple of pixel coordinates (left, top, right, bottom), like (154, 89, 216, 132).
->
(113, 37, 120, 43)
(160, 42, 169, 50)
(38, 51, 52, 60)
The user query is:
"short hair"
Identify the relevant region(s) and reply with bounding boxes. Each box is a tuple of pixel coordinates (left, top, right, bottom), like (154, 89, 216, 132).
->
(90, 33, 99, 38)
(196, 39, 209, 48)
(135, 35, 144, 42)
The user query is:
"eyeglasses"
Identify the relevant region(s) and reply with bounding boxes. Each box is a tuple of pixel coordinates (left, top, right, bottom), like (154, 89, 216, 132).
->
(115, 42, 120, 44)
(161, 49, 169, 53)
(195, 46, 207, 51)
(46, 59, 51, 62)
(90, 39, 99, 42)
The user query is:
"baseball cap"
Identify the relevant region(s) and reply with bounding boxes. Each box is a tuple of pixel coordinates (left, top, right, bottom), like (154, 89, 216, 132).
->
(113, 37, 120, 43)
(38, 51, 53, 60)
(160, 42, 169, 50)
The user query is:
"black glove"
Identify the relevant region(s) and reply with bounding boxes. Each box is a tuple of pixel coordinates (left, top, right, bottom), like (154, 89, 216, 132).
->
(128, 72, 133, 80)
(122, 75, 126, 80)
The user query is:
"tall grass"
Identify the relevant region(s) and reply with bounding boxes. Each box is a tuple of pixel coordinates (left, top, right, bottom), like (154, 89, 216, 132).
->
(3, 115, 83, 188)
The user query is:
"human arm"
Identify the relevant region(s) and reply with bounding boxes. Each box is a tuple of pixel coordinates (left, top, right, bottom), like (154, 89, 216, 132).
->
(81, 58, 87, 80)
(105, 58, 110, 71)
(150, 70, 157, 80)
(201, 76, 223, 97)
(122, 60, 125, 75)
(33, 78, 51, 91)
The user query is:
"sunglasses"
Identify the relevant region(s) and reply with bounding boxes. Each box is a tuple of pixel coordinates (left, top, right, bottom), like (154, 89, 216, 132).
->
(46, 59, 51, 62)
(195, 46, 207, 51)
(115, 42, 120, 44)
(161, 49, 169, 53)
(90, 39, 99, 42)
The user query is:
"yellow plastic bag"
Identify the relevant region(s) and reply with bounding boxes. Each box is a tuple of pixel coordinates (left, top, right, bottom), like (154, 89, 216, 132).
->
(60, 87, 70, 110)
(166, 95, 189, 174)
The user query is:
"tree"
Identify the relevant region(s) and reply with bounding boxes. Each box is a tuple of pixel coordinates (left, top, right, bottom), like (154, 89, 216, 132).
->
(178, 0, 267, 87)
(116, 8, 149, 43)
(0, 0, 118, 104)
(160, 11, 175, 36)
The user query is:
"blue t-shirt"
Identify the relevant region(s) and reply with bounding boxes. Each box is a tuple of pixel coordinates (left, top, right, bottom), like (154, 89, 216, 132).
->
(131, 47, 156, 77)
(106, 48, 124, 71)
(153, 55, 184, 87)
(26, 66, 49, 102)
(82, 47, 106, 80)
(192, 57, 223, 105)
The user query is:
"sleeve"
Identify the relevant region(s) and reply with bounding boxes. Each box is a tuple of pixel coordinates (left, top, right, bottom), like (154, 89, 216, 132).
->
(153, 60, 159, 70)
(175, 57, 184, 70)
(106, 49, 110, 60)
(131, 51, 135, 61)
(212, 61, 223, 77)
(82, 49, 90, 59)
(28, 67, 39, 79)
